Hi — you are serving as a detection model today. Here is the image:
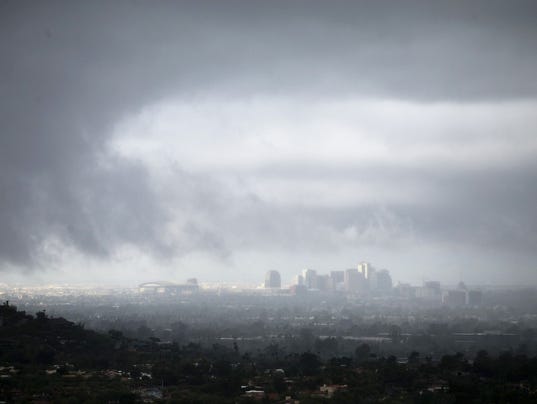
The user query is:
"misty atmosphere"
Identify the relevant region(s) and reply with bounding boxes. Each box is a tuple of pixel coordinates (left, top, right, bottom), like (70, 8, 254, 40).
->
(1, 0, 537, 402)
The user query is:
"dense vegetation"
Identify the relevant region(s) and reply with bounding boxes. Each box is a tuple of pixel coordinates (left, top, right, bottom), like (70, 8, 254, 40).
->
(2, 301, 537, 403)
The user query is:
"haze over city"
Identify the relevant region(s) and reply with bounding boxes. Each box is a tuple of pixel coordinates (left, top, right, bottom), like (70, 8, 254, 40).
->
(2, 0, 537, 287)
(4, 2, 537, 402)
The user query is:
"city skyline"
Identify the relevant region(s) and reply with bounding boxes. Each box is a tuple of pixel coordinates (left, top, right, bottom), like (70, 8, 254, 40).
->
(0, 262, 506, 291)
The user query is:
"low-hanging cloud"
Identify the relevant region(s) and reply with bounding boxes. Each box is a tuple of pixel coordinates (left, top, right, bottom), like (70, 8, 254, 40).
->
(1, 0, 537, 283)
(112, 98, 537, 254)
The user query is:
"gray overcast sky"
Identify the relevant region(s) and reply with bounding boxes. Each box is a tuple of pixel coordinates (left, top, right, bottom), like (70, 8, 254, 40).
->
(1, 0, 537, 286)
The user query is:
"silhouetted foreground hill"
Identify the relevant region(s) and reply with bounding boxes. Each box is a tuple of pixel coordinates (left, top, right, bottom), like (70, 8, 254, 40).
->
(0, 301, 140, 402)
(1, 301, 121, 367)
(2, 301, 537, 403)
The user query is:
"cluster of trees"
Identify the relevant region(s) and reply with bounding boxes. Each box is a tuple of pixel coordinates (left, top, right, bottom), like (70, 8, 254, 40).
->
(2, 302, 537, 402)
(0, 301, 133, 369)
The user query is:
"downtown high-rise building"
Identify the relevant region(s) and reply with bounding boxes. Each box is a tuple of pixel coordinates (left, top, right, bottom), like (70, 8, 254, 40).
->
(316, 274, 332, 292)
(264, 270, 282, 289)
(302, 269, 317, 289)
(358, 262, 377, 290)
(330, 270, 345, 290)
(344, 268, 365, 292)
(376, 269, 392, 292)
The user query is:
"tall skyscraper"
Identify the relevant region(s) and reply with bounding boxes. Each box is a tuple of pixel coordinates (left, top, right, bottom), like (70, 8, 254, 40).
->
(344, 268, 365, 292)
(302, 269, 317, 289)
(330, 270, 344, 284)
(264, 270, 281, 289)
(358, 262, 377, 290)
(376, 269, 392, 292)
(330, 270, 345, 290)
(358, 262, 375, 278)
(316, 274, 331, 292)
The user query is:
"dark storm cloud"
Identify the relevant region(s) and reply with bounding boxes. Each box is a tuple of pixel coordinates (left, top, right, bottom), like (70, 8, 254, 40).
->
(295, 161, 537, 253)
(1, 0, 536, 270)
(186, 156, 536, 255)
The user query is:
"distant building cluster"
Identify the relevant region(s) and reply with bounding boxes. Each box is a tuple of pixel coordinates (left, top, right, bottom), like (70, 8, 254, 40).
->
(395, 281, 482, 306)
(266, 262, 393, 295)
(260, 265, 483, 305)
(137, 265, 482, 306)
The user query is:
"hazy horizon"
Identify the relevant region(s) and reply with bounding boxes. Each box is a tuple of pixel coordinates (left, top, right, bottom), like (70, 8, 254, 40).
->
(1, 1, 537, 287)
